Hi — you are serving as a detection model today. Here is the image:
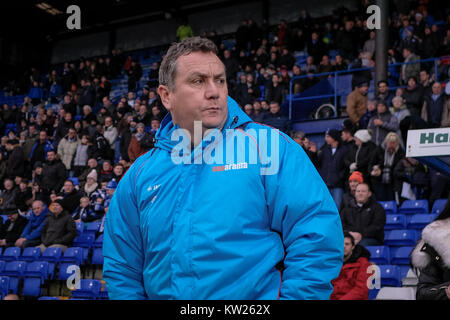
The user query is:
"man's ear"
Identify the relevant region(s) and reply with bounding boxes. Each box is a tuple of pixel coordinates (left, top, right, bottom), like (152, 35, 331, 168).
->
(157, 85, 172, 112)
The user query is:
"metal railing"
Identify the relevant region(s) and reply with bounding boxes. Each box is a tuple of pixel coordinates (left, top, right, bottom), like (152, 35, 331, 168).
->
(288, 55, 449, 120)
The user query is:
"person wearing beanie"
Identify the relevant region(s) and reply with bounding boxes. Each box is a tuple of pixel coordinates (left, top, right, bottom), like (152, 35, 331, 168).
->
(347, 129, 377, 184)
(38, 198, 77, 253)
(340, 171, 364, 211)
(84, 169, 99, 198)
(0, 207, 28, 248)
(318, 128, 348, 208)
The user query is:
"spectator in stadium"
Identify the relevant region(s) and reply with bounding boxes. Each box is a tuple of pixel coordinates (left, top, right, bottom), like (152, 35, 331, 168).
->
(15, 200, 49, 249)
(73, 196, 102, 223)
(82, 105, 97, 125)
(330, 232, 371, 300)
(367, 100, 400, 146)
(291, 130, 318, 168)
(78, 80, 96, 109)
(307, 32, 326, 64)
(50, 179, 82, 215)
(176, 16, 194, 41)
(348, 129, 377, 183)
(0, 153, 6, 187)
(54, 112, 74, 145)
(5, 139, 25, 180)
(82, 169, 99, 198)
(91, 125, 114, 162)
(0, 178, 19, 213)
(369, 132, 405, 202)
(251, 100, 266, 123)
(375, 81, 395, 108)
(346, 81, 369, 125)
(317, 55, 333, 75)
(127, 123, 153, 163)
(41, 150, 67, 196)
(391, 96, 411, 144)
(411, 196, 450, 300)
(421, 82, 450, 128)
(363, 31, 376, 57)
(15, 178, 32, 212)
(37, 199, 77, 254)
(394, 157, 429, 204)
(103, 116, 118, 151)
(265, 74, 285, 105)
(401, 47, 420, 85)
(358, 99, 377, 129)
(57, 128, 80, 172)
(99, 160, 113, 183)
(340, 183, 386, 246)
(28, 81, 43, 106)
(104, 37, 344, 300)
(78, 158, 101, 188)
(318, 129, 347, 209)
(402, 76, 424, 119)
(262, 101, 290, 133)
(340, 171, 364, 212)
(72, 134, 92, 177)
(127, 60, 143, 92)
(0, 208, 28, 248)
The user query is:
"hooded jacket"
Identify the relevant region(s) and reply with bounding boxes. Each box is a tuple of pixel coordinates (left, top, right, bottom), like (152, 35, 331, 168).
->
(330, 245, 372, 300)
(40, 210, 77, 247)
(20, 206, 49, 241)
(411, 217, 450, 300)
(103, 96, 344, 300)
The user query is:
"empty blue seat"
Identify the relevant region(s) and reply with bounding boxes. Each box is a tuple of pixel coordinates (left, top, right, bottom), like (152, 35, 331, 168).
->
(71, 279, 101, 299)
(379, 265, 402, 287)
(407, 214, 438, 230)
(21, 247, 42, 262)
(60, 247, 84, 265)
(1, 247, 21, 261)
(91, 248, 104, 265)
(22, 277, 42, 297)
(40, 247, 63, 263)
(366, 246, 390, 265)
(390, 246, 414, 265)
(399, 200, 429, 214)
(23, 261, 49, 282)
(431, 199, 447, 215)
(384, 229, 418, 246)
(73, 233, 95, 248)
(85, 221, 101, 236)
(38, 296, 60, 300)
(379, 201, 397, 214)
(2, 261, 27, 294)
(93, 234, 103, 248)
(0, 276, 10, 299)
(385, 214, 406, 230)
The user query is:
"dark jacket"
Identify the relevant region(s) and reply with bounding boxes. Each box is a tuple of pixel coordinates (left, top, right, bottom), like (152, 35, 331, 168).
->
(20, 207, 49, 241)
(6, 145, 25, 179)
(318, 143, 348, 188)
(367, 111, 400, 146)
(340, 196, 386, 244)
(411, 217, 450, 300)
(347, 141, 378, 182)
(330, 245, 371, 300)
(262, 111, 290, 134)
(402, 85, 423, 117)
(41, 159, 67, 193)
(369, 145, 405, 186)
(40, 210, 77, 247)
(57, 190, 83, 215)
(0, 188, 19, 213)
(0, 214, 28, 245)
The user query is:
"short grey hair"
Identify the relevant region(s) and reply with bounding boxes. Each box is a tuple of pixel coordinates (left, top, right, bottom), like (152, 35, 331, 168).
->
(159, 36, 219, 90)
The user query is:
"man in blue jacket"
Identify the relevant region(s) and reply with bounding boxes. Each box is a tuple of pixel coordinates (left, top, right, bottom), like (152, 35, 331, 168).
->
(14, 200, 49, 248)
(103, 37, 344, 300)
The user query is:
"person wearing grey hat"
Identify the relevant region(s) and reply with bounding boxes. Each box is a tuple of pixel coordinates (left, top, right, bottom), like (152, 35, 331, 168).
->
(0, 207, 28, 248)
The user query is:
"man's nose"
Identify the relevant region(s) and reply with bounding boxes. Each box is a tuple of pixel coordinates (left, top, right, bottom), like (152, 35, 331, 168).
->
(204, 79, 220, 99)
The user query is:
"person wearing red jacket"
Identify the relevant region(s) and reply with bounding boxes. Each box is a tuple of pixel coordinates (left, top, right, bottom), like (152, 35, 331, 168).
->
(331, 232, 372, 300)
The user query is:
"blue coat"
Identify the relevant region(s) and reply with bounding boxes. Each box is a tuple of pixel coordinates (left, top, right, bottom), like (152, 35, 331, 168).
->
(103, 96, 343, 300)
(20, 206, 49, 241)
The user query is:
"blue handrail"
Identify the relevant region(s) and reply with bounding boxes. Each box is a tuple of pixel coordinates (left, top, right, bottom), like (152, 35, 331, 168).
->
(288, 55, 449, 120)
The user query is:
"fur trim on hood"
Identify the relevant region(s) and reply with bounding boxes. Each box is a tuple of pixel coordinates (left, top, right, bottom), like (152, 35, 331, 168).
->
(411, 217, 450, 269)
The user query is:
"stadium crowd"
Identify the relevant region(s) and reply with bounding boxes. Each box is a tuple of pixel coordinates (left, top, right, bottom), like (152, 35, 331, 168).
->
(0, 0, 449, 300)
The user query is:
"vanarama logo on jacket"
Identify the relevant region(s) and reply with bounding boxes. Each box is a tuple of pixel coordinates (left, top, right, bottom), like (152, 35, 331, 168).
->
(103, 96, 344, 300)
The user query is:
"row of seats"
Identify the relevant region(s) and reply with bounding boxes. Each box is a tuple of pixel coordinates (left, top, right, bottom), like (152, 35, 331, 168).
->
(38, 279, 108, 300)
(379, 199, 447, 215)
(385, 213, 438, 230)
(366, 245, 415, 266)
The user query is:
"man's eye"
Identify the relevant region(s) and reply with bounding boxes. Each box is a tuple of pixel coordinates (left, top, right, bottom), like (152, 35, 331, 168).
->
(193, 79, 203, 84)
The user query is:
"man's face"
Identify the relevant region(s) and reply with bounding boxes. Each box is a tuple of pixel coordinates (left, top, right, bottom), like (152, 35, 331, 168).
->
(103, 162, 111, 171)
(113, 165, 123, 176)
(105, 118, 113, 127)
(341, 131, 352, 142)
(408, 77, 416, 87)
(432, 83, 441, 95)
(355, 184, 371, 204)
(343, 237, 355, 258)
(51, 203, 63, 215)
(39, 131, 47, 142)
(359, 85, 369, 95)
(151, 120, 160, 131)
(378, 82, 388, 93)
(269, 103, 280, 114)
(88, 159, 97, 168)
(32, 201, 44, 215)
(377, 103, 387, 114)
(68, 129, 76, 139)
(47, 151, 55, 162)
(65, 113, 72, 122)
(7, 213, 18, 222)
(4, 180, 13, 190)
(63, 181, 74, 193)
(420, 71, 429, 82)
(158, 51, 228, 136)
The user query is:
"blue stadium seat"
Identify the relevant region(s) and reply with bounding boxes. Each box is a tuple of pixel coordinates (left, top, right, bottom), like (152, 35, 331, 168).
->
(2, 261, 27, 294)
(390, 246, 414, 265)
(407, 214, 438, 230)
(1, 247, 21, 261)
(0, 276, 10, 299)
(21, 247, 42, 262)
(76, 222, 84, 235)
(22, 277, 43, 297)
(71, 279, 101, 299)
(91, 248, 104, 265)
(385, 214, 406, 230)
(0, 260, 5, 273)
(368, 288, 380, 300)
(73, 233, 95, 248)
(366, 246, 390, 265)
(384, 229, 418, 246)
(60, 247, 84, 265)
(99, 289, 109, 300)
(23, 261, 49, 282)
(57, 262, 79, 281)
(74, 115, 82, 121)
(379, 265, 402, 287)
(85, 221, 101, 236)
(38, 296, 60, 300)
(0, 215, 7, 223)
(93, 234, 103, 248)
(399, 200, 429, 214)
(68, 177, 79, 186)
(379, 201, 397, 214)
(39, 247, 63, 263)
(431, 199, 447, 215)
